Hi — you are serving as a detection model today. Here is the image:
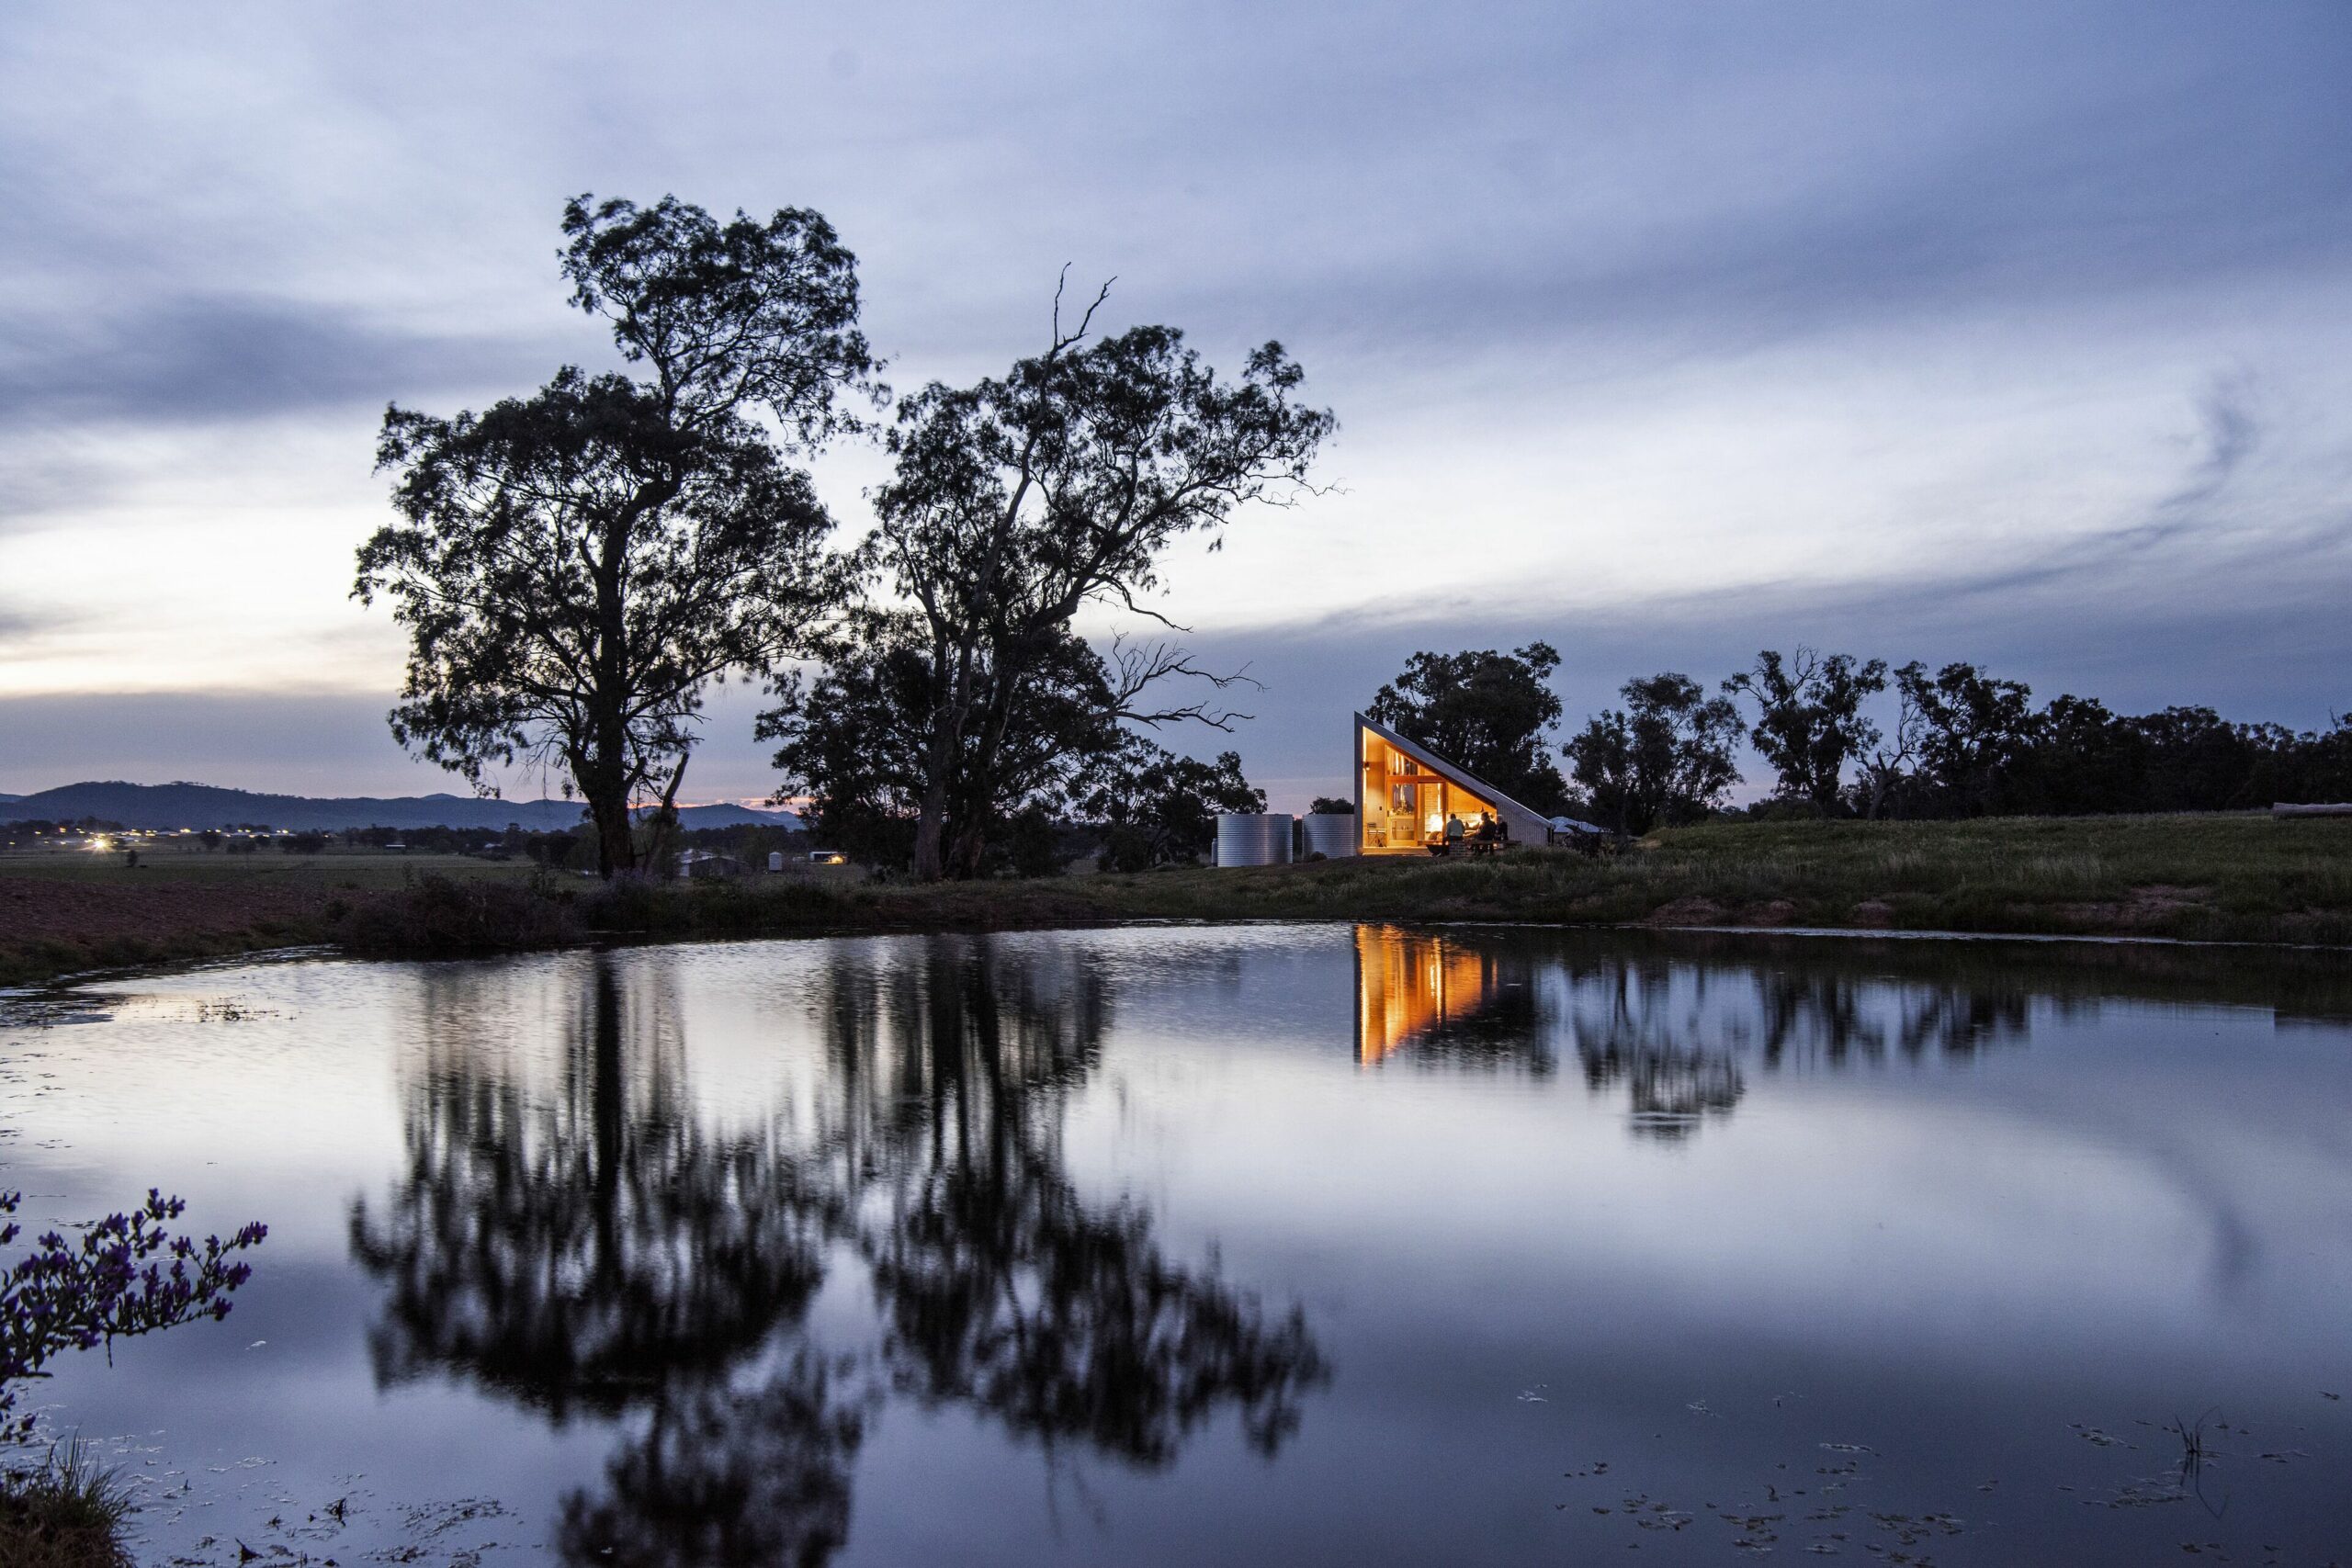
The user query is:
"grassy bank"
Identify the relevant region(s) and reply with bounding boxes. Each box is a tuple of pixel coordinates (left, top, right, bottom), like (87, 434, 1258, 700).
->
(1075, 812, 2352, 944)
(0, 1443, 133, 1568)
(0, 851, 530, 986)
(4, 814, 2347, 987)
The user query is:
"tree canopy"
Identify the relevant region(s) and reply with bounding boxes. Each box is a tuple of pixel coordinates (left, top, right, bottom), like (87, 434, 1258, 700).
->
(1564, 672, 1743, 834)
(356, 195, 875, 876)
(1723, 648, 1887, 812)
(760, 611, 1125, 874)
(1366, 643, 1570, 814)
(1085, 742, 1264, 871)
(865, 280, 1332, 879)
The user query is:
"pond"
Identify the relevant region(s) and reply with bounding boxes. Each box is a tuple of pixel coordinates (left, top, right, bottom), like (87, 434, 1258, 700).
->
(2, 924, 2348, 1564)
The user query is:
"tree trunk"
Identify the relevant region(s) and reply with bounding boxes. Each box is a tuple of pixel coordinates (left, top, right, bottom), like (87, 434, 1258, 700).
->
(912, 774, 952, 883)
(588, 783, 637, 879)
(639, 753, 690, 879)
(945, 818, 989, 880)
(911, 635, 976, 883)
(586, 499, 640, 879)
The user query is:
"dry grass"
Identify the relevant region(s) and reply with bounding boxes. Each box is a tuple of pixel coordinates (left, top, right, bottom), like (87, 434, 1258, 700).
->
(1057, 812, 2352, 945)
(0, 1443, 134, 1568)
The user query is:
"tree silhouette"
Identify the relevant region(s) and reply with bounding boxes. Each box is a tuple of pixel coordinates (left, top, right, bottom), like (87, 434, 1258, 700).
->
(349, 959, 843, 1419)
(353, 938, 1328, 1562)
(554, 1352, 866, 1568)
(357, 195, 874, 874)
(857, 282, 1332, 880)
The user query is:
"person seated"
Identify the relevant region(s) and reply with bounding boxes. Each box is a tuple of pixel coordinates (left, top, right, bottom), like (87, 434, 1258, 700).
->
(1464, 811, 1498, 856)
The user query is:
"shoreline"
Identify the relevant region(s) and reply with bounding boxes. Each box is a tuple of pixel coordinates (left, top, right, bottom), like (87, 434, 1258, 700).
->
(5, 812, 2348, 988)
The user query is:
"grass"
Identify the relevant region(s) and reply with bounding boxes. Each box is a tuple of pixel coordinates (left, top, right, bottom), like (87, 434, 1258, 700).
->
(0, 1441, 134, 1568)
(1060, 812, 2352, 945)
(0, 848, 535, 890)
(0, 851, 538, 987)
(4, 813, 2347, 988)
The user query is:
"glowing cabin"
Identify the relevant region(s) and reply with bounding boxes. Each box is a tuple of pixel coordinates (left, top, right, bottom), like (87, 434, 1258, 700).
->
(1352, 711, 1555, 855)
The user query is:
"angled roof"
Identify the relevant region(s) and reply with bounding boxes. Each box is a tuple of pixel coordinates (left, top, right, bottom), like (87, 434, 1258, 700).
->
(1353, 711, 1555, 836)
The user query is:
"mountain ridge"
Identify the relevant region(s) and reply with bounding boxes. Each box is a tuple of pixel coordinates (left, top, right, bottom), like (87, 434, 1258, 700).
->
(0, 780, 799, 832)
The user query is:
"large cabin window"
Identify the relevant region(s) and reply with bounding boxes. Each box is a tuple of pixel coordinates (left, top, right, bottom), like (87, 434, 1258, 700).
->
(1358, 726, 1498, 852)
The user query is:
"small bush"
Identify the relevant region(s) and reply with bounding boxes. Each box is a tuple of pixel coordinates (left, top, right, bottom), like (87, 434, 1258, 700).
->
(578, 874, 662, 934)
(0, 1441, 133, 1568)
(335, 875, 582, 958)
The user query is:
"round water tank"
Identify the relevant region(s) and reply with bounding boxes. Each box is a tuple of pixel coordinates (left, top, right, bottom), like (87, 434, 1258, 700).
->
(767, 851, 785, 873)
(1301, 813, 1357, 860)
(1216, 812, 1293, 868)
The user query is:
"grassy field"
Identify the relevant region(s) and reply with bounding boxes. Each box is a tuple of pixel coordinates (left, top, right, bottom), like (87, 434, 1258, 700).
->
(0, 846, 538, 888)
(1069, 811, 2352, 943)
(3, 813, 2347, 987)
(0, 849, 537, 986)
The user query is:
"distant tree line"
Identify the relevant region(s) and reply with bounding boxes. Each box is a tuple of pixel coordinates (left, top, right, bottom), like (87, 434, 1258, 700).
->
(1367, 643, 2352, 835)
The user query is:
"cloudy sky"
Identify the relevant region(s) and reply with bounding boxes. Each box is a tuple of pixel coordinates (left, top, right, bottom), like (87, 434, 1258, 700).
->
(4, 1, 2349, 808)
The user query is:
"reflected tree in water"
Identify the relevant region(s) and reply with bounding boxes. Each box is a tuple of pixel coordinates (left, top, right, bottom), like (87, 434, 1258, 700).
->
(350, 959, 843, 1418)
(1564, 956, 1747, 1142)
(354, 938, 1326, 1563)
(1363, 931, 2040, 1141)
(1754, 968, 2030, 1066)
(554, 1351, 867, 1568)
(819, 936, 1326, 1461)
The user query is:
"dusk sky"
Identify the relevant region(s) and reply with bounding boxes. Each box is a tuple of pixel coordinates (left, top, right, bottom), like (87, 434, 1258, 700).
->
(5, 2, 2349, 809)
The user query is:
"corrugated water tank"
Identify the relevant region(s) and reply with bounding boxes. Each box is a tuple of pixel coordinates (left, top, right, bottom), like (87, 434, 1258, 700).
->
(1301, 813, 1357, 859)
(1216, 812, 1294, 867)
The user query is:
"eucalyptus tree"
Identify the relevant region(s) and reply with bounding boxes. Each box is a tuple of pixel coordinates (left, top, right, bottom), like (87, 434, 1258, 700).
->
(1564, 672, 1743, 834)
(1367, 642, 1570, 814)
(865, 280, 1333, 881)
(356, 195, 876, 875)
(1858, 661, 1929, 818)
(760, 609, 1128, 874)
(1898, 660, 2036, 816)
(1084, 741, 1264, 871)
(1722, 647, 1888, 813)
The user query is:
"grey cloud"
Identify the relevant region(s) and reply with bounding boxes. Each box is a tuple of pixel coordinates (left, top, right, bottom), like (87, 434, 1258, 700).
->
(1109, 6, 2352, 362)
(0, 602, 76, 640)
(2164, 374, 2262, 511)
(0, 294, 561, 431)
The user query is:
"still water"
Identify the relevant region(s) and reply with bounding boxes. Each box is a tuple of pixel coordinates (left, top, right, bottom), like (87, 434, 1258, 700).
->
(3, 924, 2348, 1564)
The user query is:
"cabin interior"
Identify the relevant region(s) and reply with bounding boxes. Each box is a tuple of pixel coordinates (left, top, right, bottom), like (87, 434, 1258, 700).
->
(1358, 725, 1505, 853)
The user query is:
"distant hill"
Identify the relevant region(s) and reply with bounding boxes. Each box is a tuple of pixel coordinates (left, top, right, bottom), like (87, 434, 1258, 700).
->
(0, 781, 800, 833)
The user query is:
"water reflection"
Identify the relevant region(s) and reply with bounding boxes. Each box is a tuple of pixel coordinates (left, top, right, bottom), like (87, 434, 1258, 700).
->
(350, 960, 841, 1418)
(354, 940, 1326, 1563)
(1351, 925, 2067, 1138)
(552, 1352, 866, 1568)
(811, 943, 1322, 1461)
(1352, 929, 1547, 1071)
(15, 921, 2352, 1563)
